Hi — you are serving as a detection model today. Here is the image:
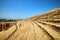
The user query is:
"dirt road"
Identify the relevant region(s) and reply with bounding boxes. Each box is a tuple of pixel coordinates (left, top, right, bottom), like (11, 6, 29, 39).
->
(0, 21, 60, 40)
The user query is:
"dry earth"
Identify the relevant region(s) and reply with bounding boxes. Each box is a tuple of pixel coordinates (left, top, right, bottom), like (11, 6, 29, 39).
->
(0, 8, 60, 40)
(0, 20, 60, 40)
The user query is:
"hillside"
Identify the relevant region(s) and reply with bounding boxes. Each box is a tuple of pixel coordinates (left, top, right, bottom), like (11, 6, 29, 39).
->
(27, 8, 60, 21)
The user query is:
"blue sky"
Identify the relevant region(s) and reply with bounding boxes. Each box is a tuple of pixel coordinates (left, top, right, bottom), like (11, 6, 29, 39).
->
(0, 0, 60, 19)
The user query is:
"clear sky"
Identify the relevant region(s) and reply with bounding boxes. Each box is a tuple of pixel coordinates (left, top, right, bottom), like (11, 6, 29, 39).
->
(0, 0, 60, 19)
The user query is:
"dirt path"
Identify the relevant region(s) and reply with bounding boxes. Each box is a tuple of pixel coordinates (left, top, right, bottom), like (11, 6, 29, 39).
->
(34, 21, 60, 40)
(4, 24, 18, 40)
(0, 21, 60, 40)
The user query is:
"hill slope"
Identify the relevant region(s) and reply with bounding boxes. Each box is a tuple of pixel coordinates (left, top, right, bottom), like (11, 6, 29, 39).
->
(27, 8, 60, 21)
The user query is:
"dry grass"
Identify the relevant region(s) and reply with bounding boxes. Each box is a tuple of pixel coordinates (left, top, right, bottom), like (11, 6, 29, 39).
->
(0, 21, 16, 32)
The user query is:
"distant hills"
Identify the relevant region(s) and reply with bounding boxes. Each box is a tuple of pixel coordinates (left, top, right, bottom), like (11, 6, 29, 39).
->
(0, 19, 22, 22)
(0, 19, 15, 22)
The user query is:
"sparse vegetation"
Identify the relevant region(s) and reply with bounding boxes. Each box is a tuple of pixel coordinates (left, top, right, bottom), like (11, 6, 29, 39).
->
(0, 19, 17, 32)
(0, 21, 16, 32)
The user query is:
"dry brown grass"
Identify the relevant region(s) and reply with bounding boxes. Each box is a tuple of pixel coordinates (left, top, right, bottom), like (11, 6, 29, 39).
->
(0, 21, 16, 32)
